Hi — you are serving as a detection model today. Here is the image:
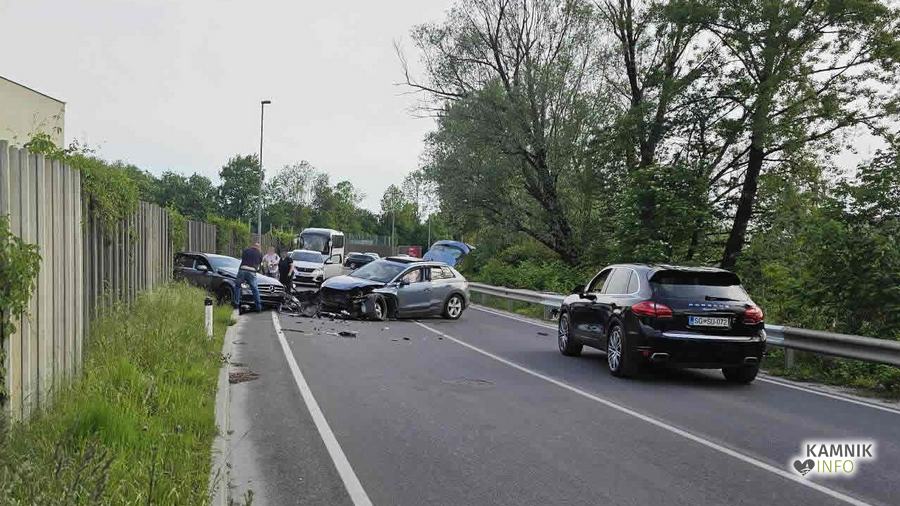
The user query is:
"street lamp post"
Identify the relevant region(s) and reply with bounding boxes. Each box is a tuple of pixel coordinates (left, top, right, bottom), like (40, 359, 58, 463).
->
(258, 99, 271, 238)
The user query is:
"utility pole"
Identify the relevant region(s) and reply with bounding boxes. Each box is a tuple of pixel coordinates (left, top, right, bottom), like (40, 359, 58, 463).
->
(258, 99, 271, 239)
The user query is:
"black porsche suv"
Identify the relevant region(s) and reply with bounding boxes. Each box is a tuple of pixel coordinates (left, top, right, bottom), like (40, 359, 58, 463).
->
(558, 264, 765, 383)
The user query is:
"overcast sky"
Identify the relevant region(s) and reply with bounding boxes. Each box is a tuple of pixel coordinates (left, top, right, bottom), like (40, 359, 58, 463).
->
(0, 0, 453, 211)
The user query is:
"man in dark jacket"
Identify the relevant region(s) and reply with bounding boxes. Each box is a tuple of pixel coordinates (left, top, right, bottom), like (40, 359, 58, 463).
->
(278, 249, 294, 289)
(233, 242, 263, 311)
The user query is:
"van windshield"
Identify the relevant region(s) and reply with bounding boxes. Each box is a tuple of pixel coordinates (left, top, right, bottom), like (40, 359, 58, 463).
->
(650, 271, 749, 301)
(300, 233, 329, 254)
(291, 251, 324, 263)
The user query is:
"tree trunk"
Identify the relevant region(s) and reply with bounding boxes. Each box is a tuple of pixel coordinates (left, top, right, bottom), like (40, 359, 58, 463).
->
(721, 142, 764, 270)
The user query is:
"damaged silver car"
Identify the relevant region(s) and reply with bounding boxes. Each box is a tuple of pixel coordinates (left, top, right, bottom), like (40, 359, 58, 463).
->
(318, 256, 470, 320)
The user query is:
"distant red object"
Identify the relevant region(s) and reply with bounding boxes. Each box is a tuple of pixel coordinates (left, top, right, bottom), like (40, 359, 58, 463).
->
(397, 245, 422, 258)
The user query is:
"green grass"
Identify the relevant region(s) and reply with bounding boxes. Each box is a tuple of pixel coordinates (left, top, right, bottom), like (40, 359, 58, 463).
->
(762, 348, 900, 400)
(0, 283, 234, 505)
(472, 293, 549, 320)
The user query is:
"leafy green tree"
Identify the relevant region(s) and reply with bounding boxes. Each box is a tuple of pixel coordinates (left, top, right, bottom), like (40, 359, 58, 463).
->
(694, 0, 900, 269)
(152, 172, 216, 220)
(404, 0, 601, 264)
(217, 154, 262, 223)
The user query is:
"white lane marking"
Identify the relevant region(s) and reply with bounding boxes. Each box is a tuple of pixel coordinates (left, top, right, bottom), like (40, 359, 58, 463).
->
(271, 312, 373, 506)
(415, 321, 871, 506)
(757, 376, 900, 415)
(471, 304, 557, 329)
(472, 304, 900, 416)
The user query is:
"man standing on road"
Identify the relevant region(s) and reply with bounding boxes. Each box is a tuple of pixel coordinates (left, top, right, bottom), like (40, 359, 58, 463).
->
(234, 242, 263, 312)
(278, 249, 294, 290)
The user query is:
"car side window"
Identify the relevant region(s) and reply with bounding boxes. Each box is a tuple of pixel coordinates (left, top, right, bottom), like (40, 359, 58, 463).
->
(587, 269, 611, 293)
(441, 266, 454, 279)
(196, 258, 212, 271)
(401, 268, 423, 284)
(626, 270, 640, 294)
(175, 255, 195, 269)
(603, 268, 631, 295)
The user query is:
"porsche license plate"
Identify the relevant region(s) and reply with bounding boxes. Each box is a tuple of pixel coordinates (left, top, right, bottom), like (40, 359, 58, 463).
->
(688, 316, 730, 328)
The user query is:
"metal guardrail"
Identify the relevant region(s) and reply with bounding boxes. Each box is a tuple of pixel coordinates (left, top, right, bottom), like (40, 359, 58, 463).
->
(468, 282, 900, 368)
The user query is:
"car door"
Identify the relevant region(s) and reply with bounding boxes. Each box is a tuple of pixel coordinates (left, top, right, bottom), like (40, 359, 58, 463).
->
(590, 268, 632, 345)
(570, 268, 611, 341)
(395, 267, 433, 316)
(194, 257, 216, 291)
(323, 253, 343, 279)
(174, 254, 201, 286)
(427, 265, 452, 312)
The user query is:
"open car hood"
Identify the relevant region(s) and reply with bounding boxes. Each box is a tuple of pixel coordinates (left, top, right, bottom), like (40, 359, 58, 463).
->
(321, 275, 385, 291)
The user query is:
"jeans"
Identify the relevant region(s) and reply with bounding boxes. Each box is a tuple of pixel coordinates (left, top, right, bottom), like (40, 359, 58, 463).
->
(235, 269, 261, 311)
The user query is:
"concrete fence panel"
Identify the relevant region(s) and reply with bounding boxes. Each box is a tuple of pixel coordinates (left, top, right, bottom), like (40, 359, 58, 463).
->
(1, 140, 216, 420)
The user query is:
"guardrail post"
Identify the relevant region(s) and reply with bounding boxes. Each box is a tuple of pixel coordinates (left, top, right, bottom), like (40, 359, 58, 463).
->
(506, 298, 514, 313)
(784, 348, 795, 369)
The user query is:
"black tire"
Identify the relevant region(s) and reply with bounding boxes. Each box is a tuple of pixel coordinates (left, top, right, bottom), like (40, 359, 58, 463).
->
(557, 312, 583, 356)
(216, 286, 234, 306)
(369, 294, 387, 321)
(443, 294, 465, 320)
(722, 364, 759, 384)
(607, 324, 637, 377)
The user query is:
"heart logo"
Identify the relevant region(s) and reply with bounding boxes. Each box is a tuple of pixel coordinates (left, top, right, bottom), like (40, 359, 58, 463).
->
(793, 459, 815, 476)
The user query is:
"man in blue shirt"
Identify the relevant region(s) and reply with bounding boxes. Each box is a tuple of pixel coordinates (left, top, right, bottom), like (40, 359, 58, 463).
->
(233, 242, 263, 312)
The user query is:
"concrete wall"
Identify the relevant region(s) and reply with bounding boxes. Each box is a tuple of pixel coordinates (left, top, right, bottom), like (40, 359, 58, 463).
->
(0, 76, 65, 147)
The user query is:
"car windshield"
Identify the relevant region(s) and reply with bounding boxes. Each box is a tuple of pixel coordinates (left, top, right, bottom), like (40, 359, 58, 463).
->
(650, 271, 749, 301)
(350, 259, 407, 283)
(300, 233, 329, 254)
(291, 251, 324, 263)
(207, 255, 240, 271)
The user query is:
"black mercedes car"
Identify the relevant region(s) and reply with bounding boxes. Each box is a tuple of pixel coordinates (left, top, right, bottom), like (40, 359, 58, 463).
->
(557, 264, 765, 383)
(173, 252, 286, 308)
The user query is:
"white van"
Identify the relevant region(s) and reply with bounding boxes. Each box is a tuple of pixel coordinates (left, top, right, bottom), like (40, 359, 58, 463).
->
(296, 228, 345, 280)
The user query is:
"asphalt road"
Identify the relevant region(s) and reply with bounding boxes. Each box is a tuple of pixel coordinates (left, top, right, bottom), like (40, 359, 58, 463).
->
(227, 305, 900, 506)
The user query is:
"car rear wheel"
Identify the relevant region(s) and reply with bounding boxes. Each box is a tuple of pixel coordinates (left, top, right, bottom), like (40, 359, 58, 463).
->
(557, 312, 582, 356)
(722, 364, 759, 384)
(607, 324, 636, 377)
(443, 294, 464, 319)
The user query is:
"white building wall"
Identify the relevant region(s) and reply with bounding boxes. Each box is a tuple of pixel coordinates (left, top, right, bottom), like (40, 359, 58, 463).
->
(0, 76, 65, 147)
